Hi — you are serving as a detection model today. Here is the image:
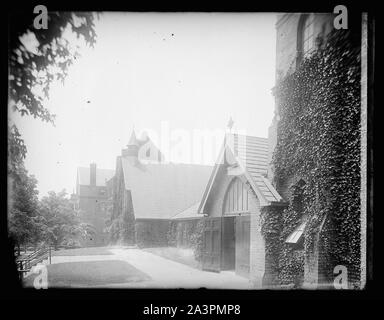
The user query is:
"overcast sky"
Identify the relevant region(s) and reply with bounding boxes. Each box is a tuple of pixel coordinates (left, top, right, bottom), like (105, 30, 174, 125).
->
(11, 12, 277, 198)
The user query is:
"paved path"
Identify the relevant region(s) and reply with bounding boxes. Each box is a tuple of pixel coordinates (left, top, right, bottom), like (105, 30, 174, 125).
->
(51, 247, 252, 289)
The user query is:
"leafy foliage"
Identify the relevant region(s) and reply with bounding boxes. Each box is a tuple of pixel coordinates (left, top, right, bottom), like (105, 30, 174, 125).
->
(262, 29, 361, 286)
(7, 12, 98, 250)
(167, 219, 205, 264)
(9, 12, 97, 123)
(8, 125, 27, 179)
(8, 167, 41, 247)
(38, 190, 95, 249)
(190, 219, 205, 263)
(8, 12, 98, 182)
(135, 220, 169, 248)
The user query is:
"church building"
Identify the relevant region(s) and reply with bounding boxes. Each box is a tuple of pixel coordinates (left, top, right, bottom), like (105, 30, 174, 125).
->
(109, 131, 213, 247)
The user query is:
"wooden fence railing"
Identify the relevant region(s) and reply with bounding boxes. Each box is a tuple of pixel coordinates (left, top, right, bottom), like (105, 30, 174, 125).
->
(15, 246, 51, 279)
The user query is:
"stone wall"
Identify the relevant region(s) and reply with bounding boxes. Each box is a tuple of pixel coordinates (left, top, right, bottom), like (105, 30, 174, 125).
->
(269, 13, 334, 184)
(269, 13, 338, 289)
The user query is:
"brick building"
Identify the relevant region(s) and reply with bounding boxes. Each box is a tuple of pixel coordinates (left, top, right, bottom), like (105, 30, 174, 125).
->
(74, 163, 115, 246)
(268, 13, 361, 288)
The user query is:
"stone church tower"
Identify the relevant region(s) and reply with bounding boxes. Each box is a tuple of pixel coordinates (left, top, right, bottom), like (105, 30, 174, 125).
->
(268, 13, 334, 184)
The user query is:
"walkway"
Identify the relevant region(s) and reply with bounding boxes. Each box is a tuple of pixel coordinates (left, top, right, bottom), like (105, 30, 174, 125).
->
(50, 247, 252, 289)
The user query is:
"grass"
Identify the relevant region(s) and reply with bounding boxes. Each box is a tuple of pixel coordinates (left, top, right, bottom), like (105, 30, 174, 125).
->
(52, 246, 114, 256)
(23, 260, 151, 288)
(144, 247, 200, 269)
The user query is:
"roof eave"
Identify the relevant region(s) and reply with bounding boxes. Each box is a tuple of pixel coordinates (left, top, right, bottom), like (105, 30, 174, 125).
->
(260, 200, 289, 208)
(198, 141, 226, 214)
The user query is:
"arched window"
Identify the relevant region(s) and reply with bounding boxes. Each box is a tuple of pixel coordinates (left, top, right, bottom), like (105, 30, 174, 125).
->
(297, 14, 315, 63)
(223, 178, 250, 215)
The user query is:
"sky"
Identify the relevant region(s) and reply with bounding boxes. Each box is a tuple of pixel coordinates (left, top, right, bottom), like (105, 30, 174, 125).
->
(11, 12, 277, 198)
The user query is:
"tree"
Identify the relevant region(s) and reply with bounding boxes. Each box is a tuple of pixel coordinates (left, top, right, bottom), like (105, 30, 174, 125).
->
(7, 11, 98, 251)
(8, 125, 28, 180)
(8, 166, 41, 252)
(39, 190, 95, 249)
(8, 11, 98, 171)
(9, 11, 97, 123)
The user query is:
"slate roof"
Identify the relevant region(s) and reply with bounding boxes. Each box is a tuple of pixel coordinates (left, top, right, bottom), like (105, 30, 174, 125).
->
(121, 157, 212, 219)
(230, 134, 283, 204)
(199, 133, 285, 213)
(171, 202, 201, 220)
(77, 167, 115, 187)
(233, 134, 269, 176)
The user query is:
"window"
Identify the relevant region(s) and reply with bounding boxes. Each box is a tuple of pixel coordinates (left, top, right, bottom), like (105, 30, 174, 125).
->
(297, 14, 315, 63)
(286, 179, 307, 248)
(286, 221, 306, 245)
(302, 14, 315, 57)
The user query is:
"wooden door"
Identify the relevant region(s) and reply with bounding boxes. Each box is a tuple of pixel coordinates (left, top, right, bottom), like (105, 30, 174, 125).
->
(221, 217, 235, 270)
(202, 217, 222, 272)
(235, 215, 250, 278)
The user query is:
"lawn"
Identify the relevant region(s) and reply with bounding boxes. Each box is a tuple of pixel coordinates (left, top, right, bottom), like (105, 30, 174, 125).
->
(23, 260, 151, 288)
(52, 246, 114, 256)
(143, 247, 200, 269)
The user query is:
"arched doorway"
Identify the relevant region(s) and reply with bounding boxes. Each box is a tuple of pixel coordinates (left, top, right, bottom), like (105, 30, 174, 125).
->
(202, 177, 255, 277)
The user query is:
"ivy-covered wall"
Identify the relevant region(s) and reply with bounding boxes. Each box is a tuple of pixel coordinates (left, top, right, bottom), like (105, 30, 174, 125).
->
(168, 219, 205, 264)
(262, 29, 361, 288)
(135, 219, 170, 248)
(109, 158, 135, 245)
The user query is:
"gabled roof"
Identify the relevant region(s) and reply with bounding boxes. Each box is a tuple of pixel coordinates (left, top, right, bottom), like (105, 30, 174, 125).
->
(198, 133, 286, 213)
(77, 167, 115, 187)
(121, 157, 212, 219)
(171, 202, 201, 220)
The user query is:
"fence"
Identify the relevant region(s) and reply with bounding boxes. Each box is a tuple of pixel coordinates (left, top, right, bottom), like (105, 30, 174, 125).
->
(15, 246, 51, 279)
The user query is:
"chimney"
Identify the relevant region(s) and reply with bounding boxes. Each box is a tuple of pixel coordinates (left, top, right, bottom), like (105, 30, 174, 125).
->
(90, 163, 96, 186)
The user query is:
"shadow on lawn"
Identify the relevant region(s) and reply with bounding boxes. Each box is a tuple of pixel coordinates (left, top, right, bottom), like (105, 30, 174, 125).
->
(23, 260, 151, 288)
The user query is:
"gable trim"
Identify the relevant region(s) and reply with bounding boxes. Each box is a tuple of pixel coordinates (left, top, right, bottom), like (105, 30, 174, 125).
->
(235, 156, 270, 207)
(198, 143, 225, 214)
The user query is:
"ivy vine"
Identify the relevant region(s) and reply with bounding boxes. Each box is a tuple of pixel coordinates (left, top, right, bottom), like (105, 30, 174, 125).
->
(261, 29, 361, 287)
